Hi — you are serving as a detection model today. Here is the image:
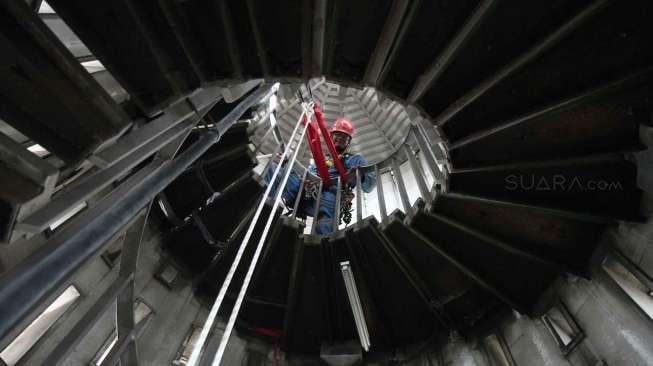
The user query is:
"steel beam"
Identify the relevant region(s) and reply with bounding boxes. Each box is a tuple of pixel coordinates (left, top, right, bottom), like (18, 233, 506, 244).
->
(245, 0, 270, 76)
(404, 145, 429, 200)
(356, 169, 363, 222)
(219, 79, 265, 103)
(292, 170, 308, 218)
(426, 212, 569, 274)
(444, 192, 620, 224)
(101, 318, 149, 366)
(0, 160, 160, 352)
(301, 0, 313, 78)
(156, 193, 184, 226)
(208, 170, 255, 205)
(202, 144, 250, 168)
(218, 1, 243, 79)
(116, 209, 151, 366)
(449, 152, 626, 174)
(0, 132, 59, 242)
(0, 1, 131, 161)
(192, 212, 217, 247)
(253, 123, 276, 154)
(375, 165, 387, 220)
(311, 181, 324, 235)
(371, 223, 452, 328)
(226, 199, 258, 244)
(281, 234, 305, 351)
(408, 0, 495, 102)
(17, 117, 196, 235)
(121, 0, 184, 96)
(377, 0, 421, 84)
(333, 177, 342, 231)
(18, 80, 268, 235)
(391, 158, 413, 216)
(324, 0, 338, 74)
(413, 126, 444, 188)
(312, 0, 327, 76)
(158, 0, 208, 83)
(0, 84, 272, 347)
(449, 67, 653, 149)
(370, 224, 434, 303)
(364, 0, 410, 85)
(48, 274, 133, 365)
(0, 130, 57, 189)
(433, 0, 610, 126)
(404, 225, 526, 313)
(90, 86, 223, 168)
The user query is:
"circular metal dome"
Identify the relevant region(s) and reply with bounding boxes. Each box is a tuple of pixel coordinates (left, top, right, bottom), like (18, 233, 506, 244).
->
(251, 79, 413, 166)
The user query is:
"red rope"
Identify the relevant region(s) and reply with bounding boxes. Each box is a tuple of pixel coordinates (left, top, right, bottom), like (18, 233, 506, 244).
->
(313, 103, 348, 183)
(254, 327, 281, 365)
(302, 112, 330, 186)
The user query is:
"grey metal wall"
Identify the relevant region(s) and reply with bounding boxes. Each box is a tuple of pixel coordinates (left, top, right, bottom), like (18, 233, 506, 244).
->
(396, 126, 653, 366)
(251, 80, 413, 166)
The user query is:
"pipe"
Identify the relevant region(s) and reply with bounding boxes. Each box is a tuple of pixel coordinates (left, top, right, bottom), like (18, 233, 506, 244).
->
(0, 84, 273, 346)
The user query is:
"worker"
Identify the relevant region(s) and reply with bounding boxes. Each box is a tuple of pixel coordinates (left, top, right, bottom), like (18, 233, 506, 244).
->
(264, 117, 376, 235)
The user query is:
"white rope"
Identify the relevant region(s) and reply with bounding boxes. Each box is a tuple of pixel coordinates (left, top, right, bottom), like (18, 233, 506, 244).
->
(186, 103, 310, 366)
(211, 104, 312, 365)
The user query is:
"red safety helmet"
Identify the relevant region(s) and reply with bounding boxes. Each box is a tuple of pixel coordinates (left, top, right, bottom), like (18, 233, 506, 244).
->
(330, 117, 355, 137)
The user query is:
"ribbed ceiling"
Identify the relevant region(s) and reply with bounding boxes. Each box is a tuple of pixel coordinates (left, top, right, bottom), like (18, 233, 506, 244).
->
(251, 80, 413, 166)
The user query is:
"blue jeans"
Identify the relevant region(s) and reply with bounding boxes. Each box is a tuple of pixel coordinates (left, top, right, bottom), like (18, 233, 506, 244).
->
(264, 162, 336, 235)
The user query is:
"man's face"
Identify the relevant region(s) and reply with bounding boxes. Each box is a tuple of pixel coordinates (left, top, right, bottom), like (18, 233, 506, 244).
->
(331, 131, 351, 151)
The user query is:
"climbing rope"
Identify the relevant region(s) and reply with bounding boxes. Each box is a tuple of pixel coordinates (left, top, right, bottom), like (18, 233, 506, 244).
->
(186, 100, 312, 366)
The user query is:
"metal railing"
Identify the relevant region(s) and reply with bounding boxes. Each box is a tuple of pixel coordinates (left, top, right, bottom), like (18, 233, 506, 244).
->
(253, 118, 449, 235)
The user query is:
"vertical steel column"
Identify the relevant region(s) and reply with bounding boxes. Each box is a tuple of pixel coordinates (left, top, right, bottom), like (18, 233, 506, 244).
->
(253, 123, 275, 154)
(100, 317, 150, 366)
(375, 165, 387, 220)
(115, 207, 152, 366)
(260, 140, 284, 182)
(48, 274, 133, 365)
(404, 145, 429, 200)
(333, 177, 342, 231)
(291, 170, 308, 218)
(413, 127, 443, 185)
(356, 169, 363, 222)
(311, 181, 324, 235)
(391, 158, 413, 216)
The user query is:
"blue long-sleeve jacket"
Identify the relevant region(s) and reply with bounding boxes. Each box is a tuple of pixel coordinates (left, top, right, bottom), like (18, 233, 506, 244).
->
(308, 153, 376, 192)
(264, 152, 375, 235)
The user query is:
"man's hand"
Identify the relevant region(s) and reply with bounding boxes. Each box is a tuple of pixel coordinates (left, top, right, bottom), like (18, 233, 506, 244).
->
(345, 166, 359, 185)
(304, 178, 318, 192)
(272, 152, 287, 164)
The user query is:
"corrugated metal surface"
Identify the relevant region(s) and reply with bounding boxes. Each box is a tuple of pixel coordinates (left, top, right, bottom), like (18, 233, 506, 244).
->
(251, 80, 413, 165)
